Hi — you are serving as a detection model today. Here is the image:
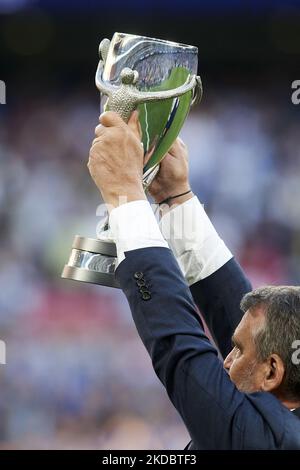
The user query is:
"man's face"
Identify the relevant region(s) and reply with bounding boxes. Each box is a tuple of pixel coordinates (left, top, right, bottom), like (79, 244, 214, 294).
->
(223, 307, 267, 393)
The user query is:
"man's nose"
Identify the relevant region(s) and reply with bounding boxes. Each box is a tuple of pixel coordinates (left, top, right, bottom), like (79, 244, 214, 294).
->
(223, 350, 234, 371)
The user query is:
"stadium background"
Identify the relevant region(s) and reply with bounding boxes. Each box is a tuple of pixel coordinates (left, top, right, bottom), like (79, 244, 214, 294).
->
(0, 0, 300, 449)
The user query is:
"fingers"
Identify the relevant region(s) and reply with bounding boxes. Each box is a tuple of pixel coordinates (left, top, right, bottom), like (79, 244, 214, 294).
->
(177, 136, 186, 147)
(168, 137, 188, 159)
(94, 111, 124, 140)
(167, 138, 181, 157)
(94, 124, 103, 138)
(95, 110, 141, 140)
(100, 111, 126, 128)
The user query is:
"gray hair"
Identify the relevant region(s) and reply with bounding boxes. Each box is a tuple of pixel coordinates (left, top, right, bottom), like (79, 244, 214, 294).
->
(241, 285, 300, 400)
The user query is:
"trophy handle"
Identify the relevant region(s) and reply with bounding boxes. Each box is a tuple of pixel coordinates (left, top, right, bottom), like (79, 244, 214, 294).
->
(191, 76, 203, 106)
(96, 54, 203, 123)
(95, 60, 116, 97)
(99, 38, 110, 64)
(137, 74, 201, 104)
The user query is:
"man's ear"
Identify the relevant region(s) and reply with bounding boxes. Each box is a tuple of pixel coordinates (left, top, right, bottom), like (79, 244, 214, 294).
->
(261, 354, 285, 392)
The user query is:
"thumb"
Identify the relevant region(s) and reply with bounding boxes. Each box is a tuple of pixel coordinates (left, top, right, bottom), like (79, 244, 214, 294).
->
(100, 111, 126, 128)
(128, 110, 142, 140)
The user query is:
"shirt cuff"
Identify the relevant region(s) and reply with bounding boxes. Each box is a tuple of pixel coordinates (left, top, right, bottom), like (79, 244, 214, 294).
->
(109, 200, 169, 265)
(159, 196, 233, 285)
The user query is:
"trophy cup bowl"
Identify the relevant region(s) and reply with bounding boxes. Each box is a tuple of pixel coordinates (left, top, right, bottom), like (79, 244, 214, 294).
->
(61, 32, 202, 288)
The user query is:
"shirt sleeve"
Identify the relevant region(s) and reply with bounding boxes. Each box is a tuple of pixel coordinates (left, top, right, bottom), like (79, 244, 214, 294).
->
(109, 199, 168, 265)
(159, 196, 233, 285)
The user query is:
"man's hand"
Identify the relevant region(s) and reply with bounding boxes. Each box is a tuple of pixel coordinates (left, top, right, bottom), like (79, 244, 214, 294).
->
(88, 111, 146, 210)
(148, 137, 193, 211)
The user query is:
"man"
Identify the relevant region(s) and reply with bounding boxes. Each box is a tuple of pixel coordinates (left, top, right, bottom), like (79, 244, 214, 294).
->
(88, 110, 300, 449)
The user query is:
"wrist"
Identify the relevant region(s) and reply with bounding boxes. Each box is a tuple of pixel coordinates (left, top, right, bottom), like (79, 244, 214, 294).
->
(159, 191, 194, 216)
(102, 184, 146, 211)
(151, 182, 190, 204)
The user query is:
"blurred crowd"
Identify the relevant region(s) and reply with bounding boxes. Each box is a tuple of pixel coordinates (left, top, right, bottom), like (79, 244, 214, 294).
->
(0, 85, 300, 448)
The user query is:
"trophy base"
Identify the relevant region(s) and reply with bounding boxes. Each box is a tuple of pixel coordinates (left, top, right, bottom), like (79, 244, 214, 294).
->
(61, 235, 119, 288)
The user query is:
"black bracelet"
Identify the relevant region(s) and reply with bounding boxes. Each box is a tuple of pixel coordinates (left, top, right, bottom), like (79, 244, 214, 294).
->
(158, 189, 192, 206)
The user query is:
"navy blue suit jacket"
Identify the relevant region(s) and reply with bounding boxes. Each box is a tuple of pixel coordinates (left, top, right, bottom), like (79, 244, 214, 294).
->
(116, 247, 300, 449)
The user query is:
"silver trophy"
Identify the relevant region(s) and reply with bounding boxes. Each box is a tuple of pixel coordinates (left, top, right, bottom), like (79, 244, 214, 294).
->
(62, 32, 202, 288)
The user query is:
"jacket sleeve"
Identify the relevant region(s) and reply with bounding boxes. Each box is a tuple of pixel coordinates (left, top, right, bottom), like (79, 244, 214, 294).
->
(116, 247, 285, 450)
(190, 258, 252, 358)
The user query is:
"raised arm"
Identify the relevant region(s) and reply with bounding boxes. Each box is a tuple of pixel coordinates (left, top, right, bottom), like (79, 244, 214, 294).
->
(87, 112, 289, 449)
(148, 138, 252, 358)
(113, 243, 283, 450)
(190, 258, 252, 358)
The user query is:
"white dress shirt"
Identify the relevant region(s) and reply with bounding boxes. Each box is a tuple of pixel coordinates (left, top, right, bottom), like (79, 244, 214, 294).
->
(109, 196, 233, 285)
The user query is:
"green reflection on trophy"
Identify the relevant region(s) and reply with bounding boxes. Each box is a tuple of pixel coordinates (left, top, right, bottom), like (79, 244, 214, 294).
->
(61, 32, 202, 288)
